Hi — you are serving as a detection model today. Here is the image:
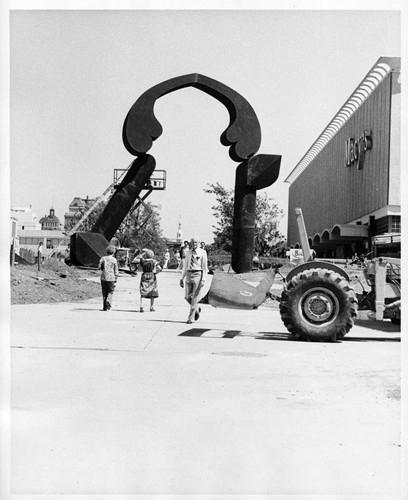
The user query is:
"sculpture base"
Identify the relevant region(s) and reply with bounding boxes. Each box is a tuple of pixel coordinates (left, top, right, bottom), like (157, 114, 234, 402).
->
(69, 232, 110, 268)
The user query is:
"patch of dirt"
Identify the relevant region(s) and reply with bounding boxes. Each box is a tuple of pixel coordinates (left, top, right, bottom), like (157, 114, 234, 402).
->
(386, 386, 401, 400)
(10, 260, 101, 305)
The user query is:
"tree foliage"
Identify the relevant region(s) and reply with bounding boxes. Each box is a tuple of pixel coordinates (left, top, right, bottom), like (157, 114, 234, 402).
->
(64, 199, 166, 257)
(204, 182, 285, 256)
(64, 203, 106, 234)
(253, 192, 285, 256)
(120, 201, 166, 257)
(203, 183, 235, 252)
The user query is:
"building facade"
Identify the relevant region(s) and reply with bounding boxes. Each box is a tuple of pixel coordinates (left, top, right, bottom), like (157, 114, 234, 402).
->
(10, 206, 41, 231)
(11, 206, 66, 260)
(64, 196, 97, 231)
(18, 230, 66, 254)
(39, 207, 63, 231)
(285, 57, 400, 258)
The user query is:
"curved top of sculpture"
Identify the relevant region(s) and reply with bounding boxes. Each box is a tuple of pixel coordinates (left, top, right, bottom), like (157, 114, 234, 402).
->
(122, 73, 261, 162)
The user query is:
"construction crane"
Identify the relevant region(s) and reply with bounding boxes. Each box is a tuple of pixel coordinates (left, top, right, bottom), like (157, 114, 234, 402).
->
(46, 169, 130, 260)
(47, 168, 166, 261)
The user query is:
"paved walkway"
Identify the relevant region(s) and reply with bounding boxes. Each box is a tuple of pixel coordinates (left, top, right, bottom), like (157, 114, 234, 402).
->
(8, 270, 402, 498)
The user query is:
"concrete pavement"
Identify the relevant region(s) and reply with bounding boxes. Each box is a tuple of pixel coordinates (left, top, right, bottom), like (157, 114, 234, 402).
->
(8, 269, 402, 497)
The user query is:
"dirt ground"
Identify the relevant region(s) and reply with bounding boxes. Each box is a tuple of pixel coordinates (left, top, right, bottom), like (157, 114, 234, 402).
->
(10, 259, 101, 305)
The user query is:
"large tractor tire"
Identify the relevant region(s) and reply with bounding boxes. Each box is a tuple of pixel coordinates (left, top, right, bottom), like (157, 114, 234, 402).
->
(279, 268, 358, 342)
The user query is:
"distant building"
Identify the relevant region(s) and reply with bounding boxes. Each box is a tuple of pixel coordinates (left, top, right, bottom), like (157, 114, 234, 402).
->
(11, 205, 66, 260)
(18, 229, 66, 254)
(64, 196, 96, 230)
(10, 206, 41, 231)
(176, 216, 182, 242)
(39, 207, 63, 231)
(10, 216, 19, 259)
(162, 218, 184, 267)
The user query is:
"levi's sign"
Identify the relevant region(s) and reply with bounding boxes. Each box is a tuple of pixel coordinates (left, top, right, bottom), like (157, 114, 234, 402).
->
(345, 130, 372, 170)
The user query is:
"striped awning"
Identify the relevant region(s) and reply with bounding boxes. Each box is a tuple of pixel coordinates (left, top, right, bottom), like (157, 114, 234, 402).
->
(285, 57, 400, 184)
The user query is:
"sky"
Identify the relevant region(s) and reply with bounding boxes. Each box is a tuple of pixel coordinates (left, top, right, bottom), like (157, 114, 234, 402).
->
(1, 2, 407, 497)
(4, 3, 404, 246)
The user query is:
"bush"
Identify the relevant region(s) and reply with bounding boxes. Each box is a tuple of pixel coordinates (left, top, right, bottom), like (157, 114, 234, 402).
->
(208, 254, 231, 266)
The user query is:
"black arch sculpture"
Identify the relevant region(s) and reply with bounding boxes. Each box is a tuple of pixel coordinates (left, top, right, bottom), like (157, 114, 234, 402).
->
(73, 74, 281, 272)
(122, 73, 262, 162)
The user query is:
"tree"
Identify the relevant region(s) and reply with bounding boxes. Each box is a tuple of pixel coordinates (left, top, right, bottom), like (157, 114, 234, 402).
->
(120, 201, 166, 257)
(64, 202, 107, 234)
(203, 183, 235, 252)
(253, 192, 285, 256)
(204, 182, 285, 256)
(64, 198, 166, 257)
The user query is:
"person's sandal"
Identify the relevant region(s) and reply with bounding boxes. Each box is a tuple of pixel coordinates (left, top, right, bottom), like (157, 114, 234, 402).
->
(150, 307, 155, 312)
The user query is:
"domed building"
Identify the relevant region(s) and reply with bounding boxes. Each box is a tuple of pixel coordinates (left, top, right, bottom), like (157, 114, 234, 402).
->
(12, 205, 66, 261)
(39, 207, 62, 231)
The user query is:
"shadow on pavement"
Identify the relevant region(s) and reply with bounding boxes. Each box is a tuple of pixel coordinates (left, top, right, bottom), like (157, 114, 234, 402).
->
(343, 336, 400, 342)
(179, 328, 296, 341)
(70, 310, 401, 343)
(73, 307, 141, 313)
(354, 318, 401, 332)
(179, 328, 400, 343)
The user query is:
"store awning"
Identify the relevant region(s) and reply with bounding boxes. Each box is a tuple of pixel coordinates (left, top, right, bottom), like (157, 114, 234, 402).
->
(292, 224, 369, 249)
(331, 224, 369, 239)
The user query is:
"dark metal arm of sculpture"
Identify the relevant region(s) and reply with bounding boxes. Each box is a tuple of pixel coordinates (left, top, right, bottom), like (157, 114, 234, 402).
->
(122, 73, 262, 163)
(72, 73, 281, 271)
(92, 154, 156, 241)
(232, 154, 281, 272)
